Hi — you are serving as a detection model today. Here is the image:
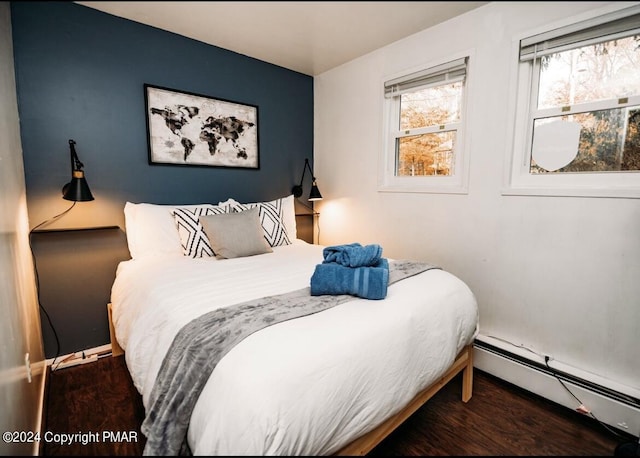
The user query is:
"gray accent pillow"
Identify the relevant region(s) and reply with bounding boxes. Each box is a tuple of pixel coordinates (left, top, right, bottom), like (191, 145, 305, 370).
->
(200, 207, 273, 259)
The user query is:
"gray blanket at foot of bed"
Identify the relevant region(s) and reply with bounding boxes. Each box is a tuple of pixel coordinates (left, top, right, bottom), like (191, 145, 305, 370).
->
(141, 259, 439, 456)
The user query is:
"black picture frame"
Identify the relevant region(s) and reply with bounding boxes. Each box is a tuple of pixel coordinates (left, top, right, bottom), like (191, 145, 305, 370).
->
(144, 84, 259, 169)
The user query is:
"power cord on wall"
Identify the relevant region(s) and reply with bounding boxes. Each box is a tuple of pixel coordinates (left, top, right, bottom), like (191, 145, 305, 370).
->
(295, 199, 321, 244)
(542, 355, 628, 440)
(314, 213, 321, 245)
(28, 202, 77, 371)
(486, 335, 634, 443)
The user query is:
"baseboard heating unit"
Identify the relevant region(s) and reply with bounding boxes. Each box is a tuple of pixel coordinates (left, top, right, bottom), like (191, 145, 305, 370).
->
(473, 335, 640, 439)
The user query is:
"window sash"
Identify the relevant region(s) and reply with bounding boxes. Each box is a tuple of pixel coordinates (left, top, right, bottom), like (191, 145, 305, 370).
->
(395, 131, 457, 177)
(522, 24, 640, 171)
(519, 5, 640, 61)
(384, 57, 467, 98)
(392, 121, 461, 139)
(507, 6, 640, 198)
(380, 54, 471, 194)
(531, 95, 640, 120)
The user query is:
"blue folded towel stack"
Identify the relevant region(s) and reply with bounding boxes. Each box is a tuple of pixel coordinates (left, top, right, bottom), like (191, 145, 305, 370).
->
(322, 242, 383, 267)
(311, 243, 389, 300)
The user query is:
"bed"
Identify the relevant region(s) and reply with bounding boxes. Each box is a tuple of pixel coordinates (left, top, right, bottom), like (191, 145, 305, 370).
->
(108, 194, 479, 456)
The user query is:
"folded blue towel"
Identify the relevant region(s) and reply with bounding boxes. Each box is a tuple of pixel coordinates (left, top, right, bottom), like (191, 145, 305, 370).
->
(322, 243, 383, 268)
(310, 258, 389, 300)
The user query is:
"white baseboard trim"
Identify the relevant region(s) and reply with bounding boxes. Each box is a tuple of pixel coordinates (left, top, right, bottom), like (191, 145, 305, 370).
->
(473, 336, 640, 439)
(37, 344, 114, 454)
(33, 363, 47, 456)
(45, 343, 113, 370)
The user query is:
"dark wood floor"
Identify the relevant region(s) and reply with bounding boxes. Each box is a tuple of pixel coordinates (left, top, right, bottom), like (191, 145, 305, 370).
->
(41, 354, 633, 456)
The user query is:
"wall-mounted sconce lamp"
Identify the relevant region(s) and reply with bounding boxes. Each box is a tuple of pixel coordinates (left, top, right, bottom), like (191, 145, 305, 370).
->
(29, 139, 97, 367)
(292, 158, 322, 201)
(62, 139, 94, 202)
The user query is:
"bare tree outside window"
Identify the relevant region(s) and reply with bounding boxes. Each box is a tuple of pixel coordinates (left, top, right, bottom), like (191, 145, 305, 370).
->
(396, 81, 463, 176)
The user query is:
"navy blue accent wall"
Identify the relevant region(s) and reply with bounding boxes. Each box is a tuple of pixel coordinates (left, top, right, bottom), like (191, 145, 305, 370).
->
(11, 1, 313, 358)
(12, 1, 313, 207)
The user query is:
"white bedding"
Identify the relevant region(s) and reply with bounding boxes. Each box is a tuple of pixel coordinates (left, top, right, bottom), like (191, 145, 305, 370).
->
(110, 240, 478, 455)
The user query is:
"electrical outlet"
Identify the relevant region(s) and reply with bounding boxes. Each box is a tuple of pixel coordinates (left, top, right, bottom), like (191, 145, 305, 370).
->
(25, 352, 32, 383)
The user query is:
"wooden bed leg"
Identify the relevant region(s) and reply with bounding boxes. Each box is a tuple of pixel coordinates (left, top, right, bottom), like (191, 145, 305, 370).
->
(462, 344, 474, 402)
(107, 303, 124, 357)
(333, 344, 474, 456)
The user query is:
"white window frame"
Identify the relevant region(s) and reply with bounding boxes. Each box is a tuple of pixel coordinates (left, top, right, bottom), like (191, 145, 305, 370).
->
(379, 52, 472, 194)
(504, 3, 640, 199)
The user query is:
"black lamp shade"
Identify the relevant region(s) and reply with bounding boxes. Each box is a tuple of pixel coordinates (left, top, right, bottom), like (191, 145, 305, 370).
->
(309, 182, 323, 201)
(62, 139, 94, 202)
(292, 158, 323, 201)
(62, 170, 94, 202)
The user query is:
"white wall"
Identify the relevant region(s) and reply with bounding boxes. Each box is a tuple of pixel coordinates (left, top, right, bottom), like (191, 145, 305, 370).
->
(0, 2, 46, 455)
(314, 0, 639, 422)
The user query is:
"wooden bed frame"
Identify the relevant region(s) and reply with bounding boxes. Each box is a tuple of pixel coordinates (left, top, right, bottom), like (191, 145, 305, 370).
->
(107, 303, 124, 357)
(107, 303, 473, 455)
(334, 344, 473, 455)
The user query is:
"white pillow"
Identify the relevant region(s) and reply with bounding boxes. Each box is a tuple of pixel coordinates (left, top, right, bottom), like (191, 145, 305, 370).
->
(124, 196, 296, 259)
(219, 194, 297, 241)
(124, 202, 219, 259)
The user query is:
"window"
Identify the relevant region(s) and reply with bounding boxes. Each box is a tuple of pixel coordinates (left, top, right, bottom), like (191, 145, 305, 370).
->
(379, 56, 470, 193)
(507, 4, 640, 198)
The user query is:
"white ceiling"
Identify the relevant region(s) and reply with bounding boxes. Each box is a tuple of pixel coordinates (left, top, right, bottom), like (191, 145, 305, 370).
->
(76, 1, 488, 75)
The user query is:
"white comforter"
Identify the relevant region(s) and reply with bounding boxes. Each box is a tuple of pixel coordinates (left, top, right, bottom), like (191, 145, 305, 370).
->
(110, 240, 478, 455)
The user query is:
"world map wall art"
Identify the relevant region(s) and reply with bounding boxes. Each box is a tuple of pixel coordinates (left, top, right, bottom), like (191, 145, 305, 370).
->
(144, 84, 259, 169)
